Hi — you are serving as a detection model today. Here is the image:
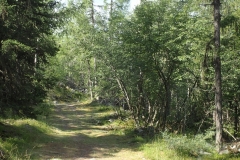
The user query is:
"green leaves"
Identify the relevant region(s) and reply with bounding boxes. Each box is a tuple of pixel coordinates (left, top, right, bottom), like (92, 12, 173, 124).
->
(1, 39, 33, 55)
(52, 0, 240, 135)
(0, 0, 60, 117)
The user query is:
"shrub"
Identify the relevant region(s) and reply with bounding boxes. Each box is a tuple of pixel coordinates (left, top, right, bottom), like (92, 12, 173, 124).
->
(162, 132, 214, 157)
(33, 102, 54, 120)
(143, 132, 216, 160)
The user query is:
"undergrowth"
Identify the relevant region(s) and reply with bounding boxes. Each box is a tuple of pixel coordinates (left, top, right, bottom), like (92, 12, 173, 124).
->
(1, 101, 240, 160)
(0, 117, 58, 159)
(0, 101, 56, 160)
(142, 132, 240, 160)
(48, 85, 84, 102)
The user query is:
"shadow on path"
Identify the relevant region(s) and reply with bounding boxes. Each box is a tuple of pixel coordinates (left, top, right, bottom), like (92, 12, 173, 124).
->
(35, 103, 144, 160)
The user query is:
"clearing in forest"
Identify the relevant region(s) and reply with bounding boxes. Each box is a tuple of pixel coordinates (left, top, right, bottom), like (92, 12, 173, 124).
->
(34, 102, 146, 160)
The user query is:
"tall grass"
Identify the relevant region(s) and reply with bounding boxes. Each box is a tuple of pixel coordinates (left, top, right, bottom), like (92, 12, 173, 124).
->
(142, 132, 240, 160)
(0, 118, 56, 159)
(0, 101, 57, 160)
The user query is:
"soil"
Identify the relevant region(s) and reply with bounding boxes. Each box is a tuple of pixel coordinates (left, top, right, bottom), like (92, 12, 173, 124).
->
(35, 102, 146, 160)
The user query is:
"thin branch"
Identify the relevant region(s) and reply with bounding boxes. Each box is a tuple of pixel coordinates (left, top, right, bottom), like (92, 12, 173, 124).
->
(0, 150, 4, 159)
(223, 128, 236, 141)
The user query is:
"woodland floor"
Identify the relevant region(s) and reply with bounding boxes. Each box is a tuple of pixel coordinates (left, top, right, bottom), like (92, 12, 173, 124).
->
(34, 102, 146, 160)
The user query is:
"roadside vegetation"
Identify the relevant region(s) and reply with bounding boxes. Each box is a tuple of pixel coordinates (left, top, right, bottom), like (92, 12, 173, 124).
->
(0, 101, 54, 159)
(142, 134, 240, 160)
(0, 118, 53, 159)
(0, 99, 240, 159)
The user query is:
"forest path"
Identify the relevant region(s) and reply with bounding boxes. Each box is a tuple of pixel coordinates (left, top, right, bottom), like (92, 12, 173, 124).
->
(35, 102, 146, 160)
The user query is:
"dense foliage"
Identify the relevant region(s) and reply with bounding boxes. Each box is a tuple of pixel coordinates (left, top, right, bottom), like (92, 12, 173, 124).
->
(1, 0, 240, 151)
(0, 0, 60, 117)
(53, 0, 240, 143)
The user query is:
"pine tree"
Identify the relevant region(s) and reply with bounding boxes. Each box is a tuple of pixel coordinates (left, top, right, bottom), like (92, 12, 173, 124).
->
(0, 0, 59, 117)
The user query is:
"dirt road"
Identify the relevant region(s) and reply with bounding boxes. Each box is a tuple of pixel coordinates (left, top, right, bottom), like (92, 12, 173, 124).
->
(35, 102, 146, 160)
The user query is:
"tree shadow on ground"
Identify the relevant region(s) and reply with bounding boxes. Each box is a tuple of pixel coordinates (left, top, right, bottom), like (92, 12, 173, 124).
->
(35, 132, 141, 159)
(32, 103, 143, 160)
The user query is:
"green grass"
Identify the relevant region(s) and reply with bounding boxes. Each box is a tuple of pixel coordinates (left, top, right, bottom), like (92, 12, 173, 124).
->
(0, 101, 140, 159)
(142, 133, 240, 160)
(1, 102, 240, 160)
(0, 118, 57, 159)
(97, 106, 112, 112)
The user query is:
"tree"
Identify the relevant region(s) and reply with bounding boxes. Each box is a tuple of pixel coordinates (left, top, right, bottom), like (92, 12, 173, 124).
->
(0, 0, 60, 117)
(114, 0, 193, 130)
(54, 0, 240, 144)
(213, 0, 222, 152)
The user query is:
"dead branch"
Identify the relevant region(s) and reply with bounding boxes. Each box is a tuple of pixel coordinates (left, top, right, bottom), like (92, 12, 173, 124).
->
(223, 128, 236, 141)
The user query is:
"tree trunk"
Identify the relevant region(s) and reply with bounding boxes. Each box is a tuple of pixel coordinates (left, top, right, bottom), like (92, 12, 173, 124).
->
(162, 83, 171, 131)
(234, 100, 238, 137)
(91, 0, 94, 25)
(213, 0, 223, 152)
(90, 0, 97, 99)
(87, 60, 93, 100)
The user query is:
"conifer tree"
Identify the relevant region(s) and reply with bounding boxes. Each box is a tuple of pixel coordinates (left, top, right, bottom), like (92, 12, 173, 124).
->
(0, 0, 60, 117)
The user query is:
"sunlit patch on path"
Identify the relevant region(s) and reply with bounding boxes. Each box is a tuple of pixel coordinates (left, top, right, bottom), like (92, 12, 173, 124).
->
(35, 102, 146, 160)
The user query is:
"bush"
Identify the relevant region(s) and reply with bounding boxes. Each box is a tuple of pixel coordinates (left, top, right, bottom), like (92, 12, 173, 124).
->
(33, 102, 54, 119)
(143, 132, 215, 160)
(162, 132, 214, 157)
(48, 85, 83, 102)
